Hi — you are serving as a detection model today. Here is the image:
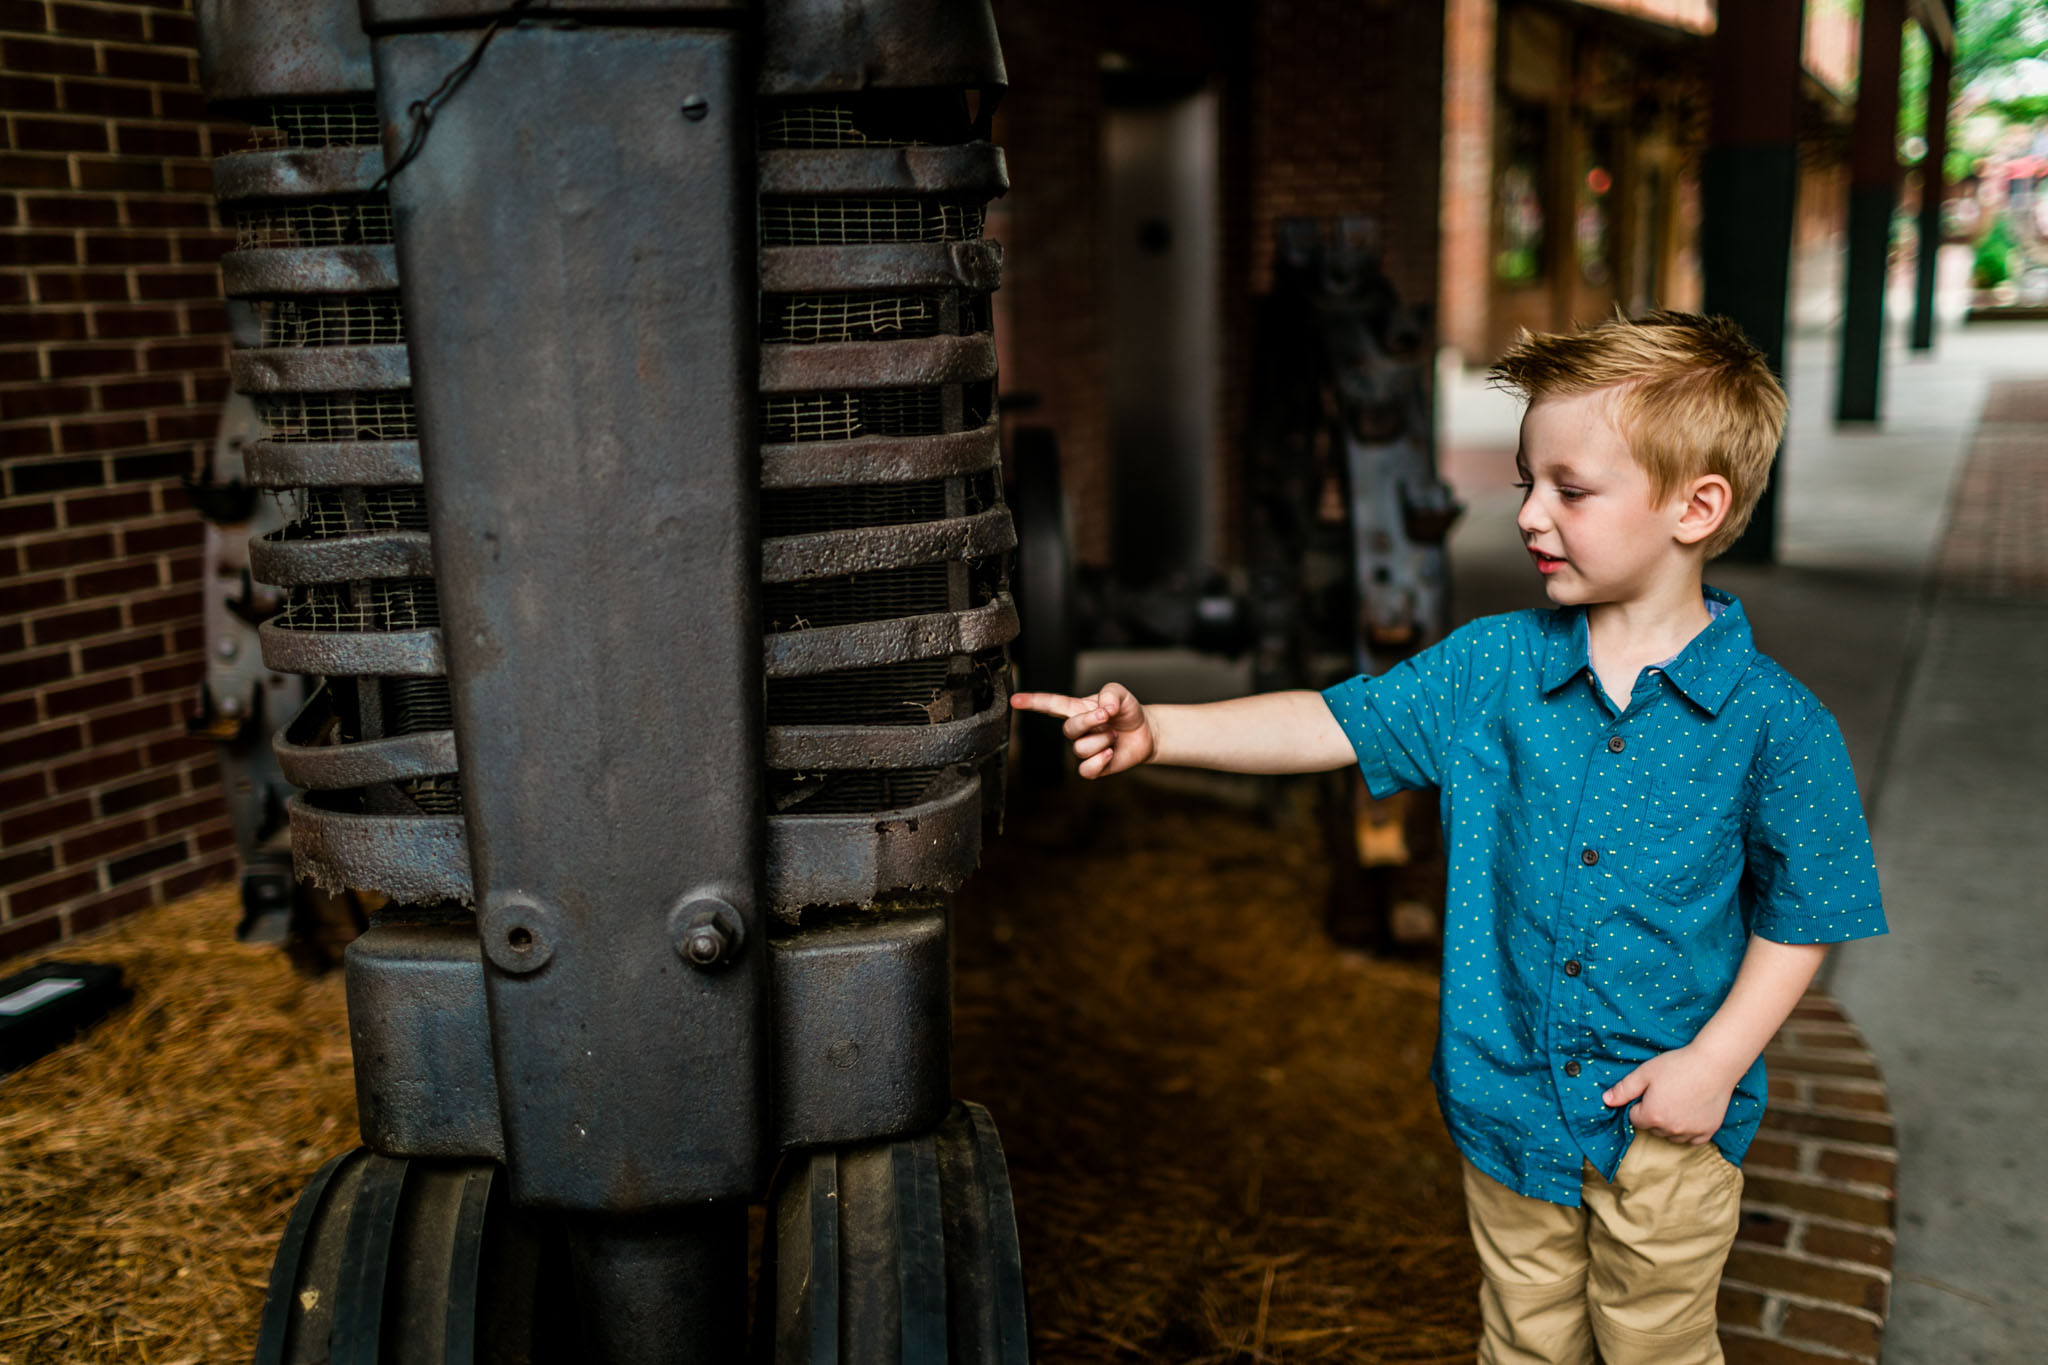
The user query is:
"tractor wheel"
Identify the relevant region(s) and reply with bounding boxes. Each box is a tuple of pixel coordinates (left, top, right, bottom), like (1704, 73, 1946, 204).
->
(766, 1101, 1030, 1364)
(255, 1150, 570, 1364)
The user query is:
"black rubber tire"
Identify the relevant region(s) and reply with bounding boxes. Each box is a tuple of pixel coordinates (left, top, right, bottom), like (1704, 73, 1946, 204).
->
(255, 1150, 569, 1365)
(1008, 426, 1077, 790)
(765, 1101, 1031, 1365)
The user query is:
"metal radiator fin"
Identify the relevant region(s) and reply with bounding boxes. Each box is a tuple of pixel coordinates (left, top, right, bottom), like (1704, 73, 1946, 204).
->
(233, 198, 394, 249)
(760, 481, 948, 537)
(276, 486, 429, 539)
(245, 98, 381, 150)
(760, 292, 944, 345)
(257, 295, 405, 348)
(759, 390, 944, 444)
(257, 392, 417, 443)
(279, 578, 440, 634)
(759, 198, 984, 247)
(764, 564, 952, 634)
(769, 767, 942, 815)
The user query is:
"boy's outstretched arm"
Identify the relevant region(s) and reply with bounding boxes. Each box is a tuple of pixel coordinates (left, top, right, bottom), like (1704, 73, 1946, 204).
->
(1009, 685, 1359, 779)
(1601, 936, 1830, 1144)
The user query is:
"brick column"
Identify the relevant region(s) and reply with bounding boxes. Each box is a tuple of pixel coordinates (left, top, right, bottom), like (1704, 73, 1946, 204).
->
(1440, 0, 1494, 364)
(1, 0, 241, 960)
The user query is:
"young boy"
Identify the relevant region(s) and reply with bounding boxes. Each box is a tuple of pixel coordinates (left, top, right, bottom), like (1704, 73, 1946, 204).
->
(1011, 311, 1886, 1365)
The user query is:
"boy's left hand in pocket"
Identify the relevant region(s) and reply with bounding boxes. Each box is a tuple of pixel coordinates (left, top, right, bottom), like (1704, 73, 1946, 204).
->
(1601, 1046, 1740, 1145)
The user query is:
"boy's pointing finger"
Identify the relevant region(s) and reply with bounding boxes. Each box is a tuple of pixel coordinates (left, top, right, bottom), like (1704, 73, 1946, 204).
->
(1009, 691, 1089, 719)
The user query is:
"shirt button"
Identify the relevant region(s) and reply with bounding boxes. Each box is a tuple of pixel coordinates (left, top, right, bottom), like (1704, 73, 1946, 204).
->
(1607, 736, 1626, 753)
(1581, 848, 1599, 866)
(1564, 959, 1582, 977)
(1564, 1059, 1582, 1077)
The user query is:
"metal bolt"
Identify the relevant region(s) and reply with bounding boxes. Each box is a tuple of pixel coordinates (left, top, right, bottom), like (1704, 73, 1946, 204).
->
(680, 96, 709, 122)
(670, 895, 743, 970)
(683, 918, 728, 966)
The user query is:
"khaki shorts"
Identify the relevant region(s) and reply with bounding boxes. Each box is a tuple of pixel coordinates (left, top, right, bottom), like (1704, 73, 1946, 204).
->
(1460, 1132, 1744, 1365)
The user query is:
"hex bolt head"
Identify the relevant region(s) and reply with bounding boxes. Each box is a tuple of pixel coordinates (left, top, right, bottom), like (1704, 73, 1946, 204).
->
(669, 896, 743, 971)
(683, 920, 728, 966)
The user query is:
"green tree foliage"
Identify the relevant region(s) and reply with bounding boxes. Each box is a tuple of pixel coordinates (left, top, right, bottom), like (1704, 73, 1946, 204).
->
(1901, 0, 2048, 145)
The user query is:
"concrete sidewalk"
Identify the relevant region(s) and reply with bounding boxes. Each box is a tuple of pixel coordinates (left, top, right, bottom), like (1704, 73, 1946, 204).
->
(1444, 311, 2048, 1364)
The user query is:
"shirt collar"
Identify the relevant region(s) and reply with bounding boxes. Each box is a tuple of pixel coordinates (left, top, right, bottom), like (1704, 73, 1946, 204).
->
(1540, 585, 1754, 716)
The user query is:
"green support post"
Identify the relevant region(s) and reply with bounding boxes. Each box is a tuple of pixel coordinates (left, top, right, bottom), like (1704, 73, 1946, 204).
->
(1838, 0, 1906, 422)
(1701, 0, 1804, 564)
(1910, 1, 1955, 353)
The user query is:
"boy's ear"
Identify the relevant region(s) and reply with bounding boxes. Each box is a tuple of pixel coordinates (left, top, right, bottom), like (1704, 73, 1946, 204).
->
(1671, 474, 1733, 547)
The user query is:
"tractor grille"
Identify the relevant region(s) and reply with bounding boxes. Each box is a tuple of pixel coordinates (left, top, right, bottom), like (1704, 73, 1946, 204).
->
(384, 676, 453, 735)
(257, 295, 406, 348)
(279, 578, 440, 633)
(257, 392, 417, 443)
(767, 658, 956, 727)
(278, 487, 429, 538)
(244, 98, 382, 150)
(765, 564, 952, 633)
(234, 198, 394, 249)
(761, 292, 945, 345)
(770, 768, 942, 815)
(759, 198, 984, 247)
(760, 389, 945, 444)
(226, 75, 1014, 916)
(403, 775, 462, 815)
(761, 481, 948, 537)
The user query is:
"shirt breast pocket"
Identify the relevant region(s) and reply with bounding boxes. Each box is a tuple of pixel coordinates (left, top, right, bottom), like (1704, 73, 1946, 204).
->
(1634, 779, 1743, 906)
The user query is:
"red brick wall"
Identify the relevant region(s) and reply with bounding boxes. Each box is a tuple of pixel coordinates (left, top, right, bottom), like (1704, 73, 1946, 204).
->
(1, 0, 238, 962)
(1248, 0, 1444, 310)
(991, 0, 1442, 569)
(990, 0, 1111, 567)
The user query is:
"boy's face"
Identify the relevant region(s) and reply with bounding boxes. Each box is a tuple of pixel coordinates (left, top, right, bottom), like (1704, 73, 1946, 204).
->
(1514, 389, 1714, 607)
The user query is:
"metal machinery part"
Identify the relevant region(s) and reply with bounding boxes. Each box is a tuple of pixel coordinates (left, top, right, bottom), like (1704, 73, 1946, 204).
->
(1005, 424, 1075, 788)
(1243, 218, 1461, 950)
(187, 385, 308, 943)
(196, 0, 1027, 1358)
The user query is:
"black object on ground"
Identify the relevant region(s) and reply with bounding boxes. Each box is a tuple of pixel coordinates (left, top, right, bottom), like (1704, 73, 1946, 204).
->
(0, 961, 130, 1076)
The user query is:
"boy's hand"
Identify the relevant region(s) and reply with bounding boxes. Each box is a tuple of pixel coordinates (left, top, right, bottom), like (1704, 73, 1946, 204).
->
(1601, 1045, 1743, 1145)
(1009, 683, 1155, 779)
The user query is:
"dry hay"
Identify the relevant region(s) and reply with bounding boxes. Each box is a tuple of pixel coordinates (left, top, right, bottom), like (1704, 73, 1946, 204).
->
(0, 779, 1478, 1362)
(0, 884, 355, 1364)
(954, 781, 1480, 1363)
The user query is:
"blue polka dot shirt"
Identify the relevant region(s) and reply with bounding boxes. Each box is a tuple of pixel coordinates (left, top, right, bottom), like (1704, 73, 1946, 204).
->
(1321, 587, 1887, 1206)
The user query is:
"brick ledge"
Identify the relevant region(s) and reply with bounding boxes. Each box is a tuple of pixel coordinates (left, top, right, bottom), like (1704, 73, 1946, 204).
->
(1718, 992, 1896, 1365)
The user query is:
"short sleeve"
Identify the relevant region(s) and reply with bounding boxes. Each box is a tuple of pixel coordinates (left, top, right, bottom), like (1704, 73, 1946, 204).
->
(1320, 631, 1466, 798)
(1743, 712, 1888, 944)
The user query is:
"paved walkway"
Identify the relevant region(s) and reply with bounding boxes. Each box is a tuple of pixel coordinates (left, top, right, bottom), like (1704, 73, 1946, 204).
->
(1444, 308, 2048, 1365)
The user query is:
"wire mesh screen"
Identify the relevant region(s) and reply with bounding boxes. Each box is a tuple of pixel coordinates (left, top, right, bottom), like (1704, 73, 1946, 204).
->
(257, 393, 417, 443)
(764, 563, 951, 634)
(234, 198, 394, 249)
(767, 658, 955, 727)
(257, 295, 405, 348)
(275, 487, 429, 539)
(761, 293, 944, 345)
(383, 677, 453, 736)
(279, 578, 440, 633)
(759, 389, 944, 444)
(759, 103, 918, 150)
(245, 99, 382, 150)
(759, 198, 984, 247)
(769, 768, 942, 815)
(761, 481, 948, 537)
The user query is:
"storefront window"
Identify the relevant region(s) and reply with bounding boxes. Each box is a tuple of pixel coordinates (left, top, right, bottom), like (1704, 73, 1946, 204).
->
(1497, 105, 1548, 285)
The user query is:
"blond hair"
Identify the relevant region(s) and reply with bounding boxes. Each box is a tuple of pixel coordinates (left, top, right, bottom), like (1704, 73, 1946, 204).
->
(1489, 311, 1786, 559)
